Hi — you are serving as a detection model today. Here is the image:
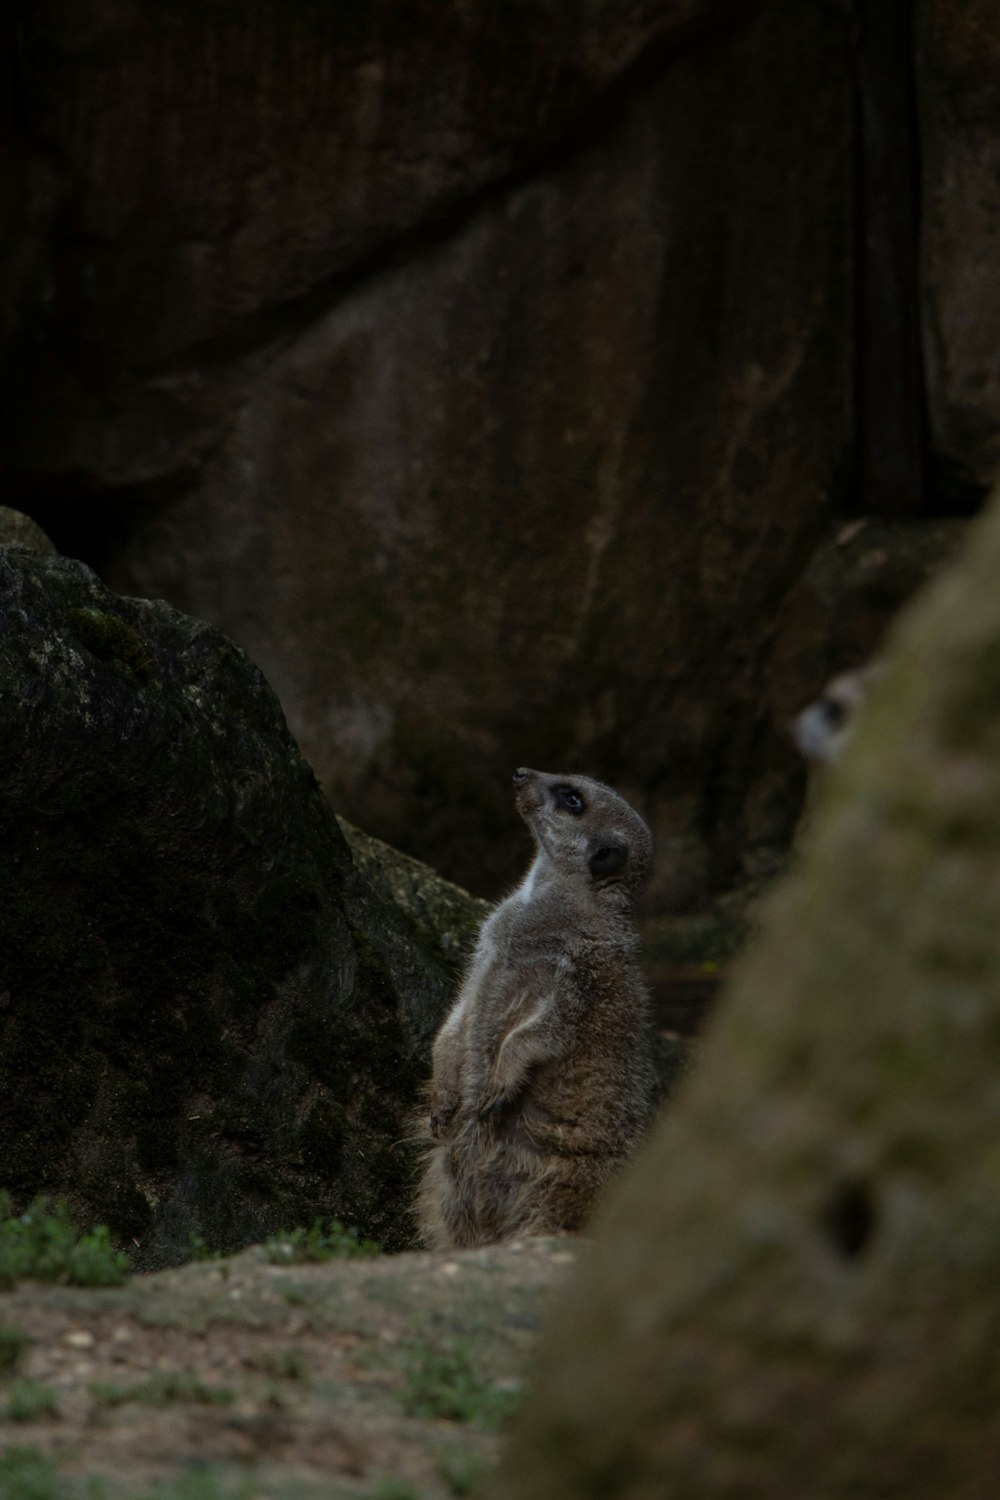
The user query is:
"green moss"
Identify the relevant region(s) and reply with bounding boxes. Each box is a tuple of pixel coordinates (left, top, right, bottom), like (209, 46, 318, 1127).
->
(67, 607, 149, 678)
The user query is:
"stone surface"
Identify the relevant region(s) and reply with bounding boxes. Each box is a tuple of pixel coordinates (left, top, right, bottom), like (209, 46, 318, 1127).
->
(492, 485, 1000, 1498)
(4, 0, 740, 487)
(98, 0, 855, 915)
(9, 0, 991, 926)
(336, 816, 489, 979)
(739, 514, 966, 873)
(0, 505, 56, 554)
(919, 0, 1000, 503)
(0, 548, 456, 1268)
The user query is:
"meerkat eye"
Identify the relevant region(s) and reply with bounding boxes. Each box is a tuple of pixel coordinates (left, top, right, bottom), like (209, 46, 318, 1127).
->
(554, 786, 585, 814)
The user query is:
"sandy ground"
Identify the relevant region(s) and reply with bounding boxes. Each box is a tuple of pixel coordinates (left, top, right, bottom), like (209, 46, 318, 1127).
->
(0, 1237, 576, 1498)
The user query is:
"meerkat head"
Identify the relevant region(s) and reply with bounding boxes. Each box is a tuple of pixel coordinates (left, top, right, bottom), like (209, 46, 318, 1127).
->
(790, 663, 884, 764)
(511, 767, 652, 902)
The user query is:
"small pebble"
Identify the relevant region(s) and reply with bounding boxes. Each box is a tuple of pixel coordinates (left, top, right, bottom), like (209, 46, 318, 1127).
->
(63, 1330, 95, 1349)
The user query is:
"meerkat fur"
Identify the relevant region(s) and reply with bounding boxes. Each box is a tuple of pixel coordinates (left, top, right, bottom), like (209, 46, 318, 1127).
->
(416, 767, 656, 1250)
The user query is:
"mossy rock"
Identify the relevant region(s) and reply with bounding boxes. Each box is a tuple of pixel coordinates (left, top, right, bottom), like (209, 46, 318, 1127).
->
(0, 506, 55, 555)
(493, 485, 1000, 1496)
(0, 551, 455, 1268)
(337, 818, 488, 979)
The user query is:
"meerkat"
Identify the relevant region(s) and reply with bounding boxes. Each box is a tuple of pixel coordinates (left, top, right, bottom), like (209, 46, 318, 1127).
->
(790, 663, 884, 765)
(415, 766, 656, 1251)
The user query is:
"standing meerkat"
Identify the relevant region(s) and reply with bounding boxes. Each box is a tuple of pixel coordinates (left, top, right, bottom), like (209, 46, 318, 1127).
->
(415, 766, 656, 1250)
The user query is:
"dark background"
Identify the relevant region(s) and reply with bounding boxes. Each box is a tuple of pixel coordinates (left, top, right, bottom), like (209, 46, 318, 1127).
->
(2, 0, 995, 911)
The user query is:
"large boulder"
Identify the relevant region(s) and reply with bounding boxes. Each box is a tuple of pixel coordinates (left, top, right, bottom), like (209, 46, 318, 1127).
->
(492, 488, 1000, 1498)
(3, 0, 737, 491)
(0, 545, 458, 1268)
(86, 0, 853, 916)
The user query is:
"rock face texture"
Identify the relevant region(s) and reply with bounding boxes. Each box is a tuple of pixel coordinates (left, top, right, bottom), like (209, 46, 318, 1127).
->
(491, 487, 1000, 1498)
(919, 0, 1000, 503)
(2, 1, 856, 913)
(0, 544, 458, 1268)
(0, 506, 55, 554)
(1, 0, 993, 917)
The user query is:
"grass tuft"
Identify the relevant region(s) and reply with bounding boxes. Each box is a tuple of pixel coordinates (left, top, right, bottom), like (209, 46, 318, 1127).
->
(0, 1445, 59, 1500)
(5, 1381, 60, 1423)
(397, 1338, 520, 1427)
(90, 1370, 234, 1408)
(264, 1218, 379, 1263)
(0, 1194, 128, 1289)
(0, 1321, 31, 1377)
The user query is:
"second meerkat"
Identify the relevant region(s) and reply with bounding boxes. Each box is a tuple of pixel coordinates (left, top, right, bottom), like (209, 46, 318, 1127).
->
(416, 766, 656, 1250)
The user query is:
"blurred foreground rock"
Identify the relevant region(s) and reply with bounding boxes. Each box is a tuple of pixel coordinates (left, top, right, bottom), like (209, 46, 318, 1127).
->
(493, 490, 1000, 1497)
(0, 547, 457, 1268)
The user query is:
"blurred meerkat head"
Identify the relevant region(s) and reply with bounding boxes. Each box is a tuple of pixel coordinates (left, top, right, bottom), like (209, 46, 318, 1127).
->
(790, 664, 884, 765)
(511, 767, 652, 901)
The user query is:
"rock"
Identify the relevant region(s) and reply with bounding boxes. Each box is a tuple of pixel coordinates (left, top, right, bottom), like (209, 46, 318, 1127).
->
(337, 818, 488, 980)
(5, 0, 738, 476)
(94, 0, 854, 918)
(0, 548, 457, 1269)
(492, 484, 1000, 1497)
(920, 0, 1000, 503)
(11, 2, 984, 930)
(0, 506, 56, 554)
(736, 514, 966, 878)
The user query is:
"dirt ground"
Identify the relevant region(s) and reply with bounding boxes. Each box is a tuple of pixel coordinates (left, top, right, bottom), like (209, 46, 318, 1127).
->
(0, 1237, 576, 1499)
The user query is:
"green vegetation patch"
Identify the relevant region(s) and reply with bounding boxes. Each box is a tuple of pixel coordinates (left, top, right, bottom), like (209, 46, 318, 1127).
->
(0, 1194, 129, 1288)
(435, 1446, 491, 1496)
(397, 1338, 520, 1428)
(0, 1448, 251, 1500)
(264, 1218, 379, 1264)
(4, 1381, 60, 1422)
(89, 1370, 235, 1408)
(0, 1320, 31, 1376)
(369, 1481, 424, 1500)
(0, 1445, 59, 1500)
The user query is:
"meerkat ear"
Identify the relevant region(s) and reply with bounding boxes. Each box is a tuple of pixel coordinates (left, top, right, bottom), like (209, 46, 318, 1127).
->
(587, 841, 627, 880)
